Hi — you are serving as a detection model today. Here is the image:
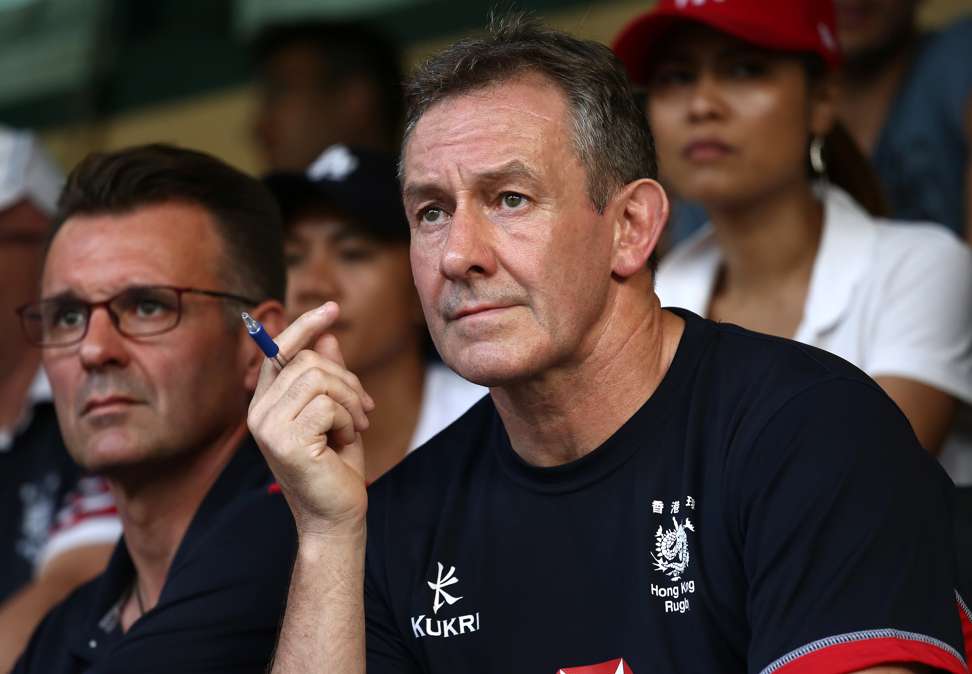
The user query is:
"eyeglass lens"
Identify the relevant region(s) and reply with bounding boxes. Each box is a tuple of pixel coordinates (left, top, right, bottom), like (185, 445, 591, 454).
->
(23, 287, 183, 346)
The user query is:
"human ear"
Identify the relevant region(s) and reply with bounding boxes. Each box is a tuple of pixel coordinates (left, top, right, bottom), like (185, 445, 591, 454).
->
(611, 179, 669, 278)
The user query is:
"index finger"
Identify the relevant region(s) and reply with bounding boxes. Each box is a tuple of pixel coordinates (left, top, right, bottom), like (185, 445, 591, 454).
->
(253, 302, 340, 399)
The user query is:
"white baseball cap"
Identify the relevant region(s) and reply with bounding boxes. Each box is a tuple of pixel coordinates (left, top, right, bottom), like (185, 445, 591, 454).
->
(0, 126, 64, 216)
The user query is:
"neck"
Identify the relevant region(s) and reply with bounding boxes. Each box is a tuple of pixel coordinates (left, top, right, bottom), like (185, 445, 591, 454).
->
(491, 286, 683, 467)
(708, 180, 823, 294)
(358, 344, 425, 483)
(110, 421, 247, 617)
(0, 346, 41, 431)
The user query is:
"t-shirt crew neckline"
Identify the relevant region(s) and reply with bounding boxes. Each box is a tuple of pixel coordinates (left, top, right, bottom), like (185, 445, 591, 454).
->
(493, 307, 707, 495)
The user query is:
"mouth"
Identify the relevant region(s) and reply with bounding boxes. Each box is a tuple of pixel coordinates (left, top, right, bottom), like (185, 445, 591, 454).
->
(82, 396, 139, 416)
(682, 140, 734, 162)
(451, 304, 514, 321)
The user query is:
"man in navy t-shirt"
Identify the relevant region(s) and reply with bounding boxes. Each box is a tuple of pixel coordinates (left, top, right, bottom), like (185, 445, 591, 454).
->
(248, 14, 972, 674)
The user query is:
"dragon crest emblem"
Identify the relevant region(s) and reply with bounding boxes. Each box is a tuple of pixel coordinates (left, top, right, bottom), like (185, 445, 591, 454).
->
(652, 517, 695, 581)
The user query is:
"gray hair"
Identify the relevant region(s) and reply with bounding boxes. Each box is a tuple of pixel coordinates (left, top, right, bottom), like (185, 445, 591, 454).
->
(400, 12, 657, 214)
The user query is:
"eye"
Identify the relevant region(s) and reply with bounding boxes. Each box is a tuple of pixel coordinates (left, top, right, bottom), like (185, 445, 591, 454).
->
(53, 306, 86, 329)
(725, 58, 768, 79)
(650, 64, 695, 89)
(134, 298, 167, 318)
(418, 206, 444, 225)
(283, 250, 305, 268)
(120, 289, 177, 321)
(501, 193, 526, 209)
(337, 244, 376, 263)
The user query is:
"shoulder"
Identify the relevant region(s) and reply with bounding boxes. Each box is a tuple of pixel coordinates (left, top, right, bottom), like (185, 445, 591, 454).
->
(871, 215, 969, 256)
(14, 574, 104, 672)
(693, 311, 876, 387)
(369, 395, 496, 518)
(866, 218, 972, 290)
(907, 19, 972, 113)
(675, 312, 912, 454)
(920, 17, 972, 64)
(824, 188, 971, 287)
(198, 487, 295, 570)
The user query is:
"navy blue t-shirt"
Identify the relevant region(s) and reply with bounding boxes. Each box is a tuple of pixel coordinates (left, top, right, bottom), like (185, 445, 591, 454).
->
(365, 310, 971, 674)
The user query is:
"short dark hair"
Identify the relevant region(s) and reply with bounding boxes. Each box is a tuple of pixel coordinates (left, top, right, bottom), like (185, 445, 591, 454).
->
(253, 21, 404, 150)
(55, 144, 286, 303)
(402, 13, 657, 214)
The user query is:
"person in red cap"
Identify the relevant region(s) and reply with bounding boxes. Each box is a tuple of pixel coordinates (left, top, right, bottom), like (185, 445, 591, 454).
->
(615, 2, 972, 476)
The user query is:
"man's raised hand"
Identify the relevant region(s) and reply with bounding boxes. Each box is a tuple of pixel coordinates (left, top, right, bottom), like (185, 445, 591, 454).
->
(248, 302, 375, 539)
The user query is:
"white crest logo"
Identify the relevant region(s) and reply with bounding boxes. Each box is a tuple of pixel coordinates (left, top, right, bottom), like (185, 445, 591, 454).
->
(427, 562, 463, 614)
(307, 144, 358, 182)
(652, 517, 695, 581)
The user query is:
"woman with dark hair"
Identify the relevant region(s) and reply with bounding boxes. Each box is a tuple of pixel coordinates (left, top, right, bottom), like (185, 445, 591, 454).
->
(615, 0, 972, 483)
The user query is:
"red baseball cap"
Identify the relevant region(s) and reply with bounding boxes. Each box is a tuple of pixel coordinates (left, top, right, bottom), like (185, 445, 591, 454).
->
(613, 0, 842, 86)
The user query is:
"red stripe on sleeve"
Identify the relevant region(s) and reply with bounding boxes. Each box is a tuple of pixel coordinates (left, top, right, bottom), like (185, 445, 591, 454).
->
(958, 595, 972, 666)
(772, 636, 966, 674)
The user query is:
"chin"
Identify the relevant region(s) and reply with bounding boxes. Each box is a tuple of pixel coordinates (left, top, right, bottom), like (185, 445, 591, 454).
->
(441, 341, 546, 388)
(71, 428, 150, 475)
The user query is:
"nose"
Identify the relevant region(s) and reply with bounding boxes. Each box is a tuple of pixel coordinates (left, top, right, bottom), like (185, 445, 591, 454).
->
(439, 201, 497, 281)
(78, 306, 129, 371)
(686, 72, 726, 122)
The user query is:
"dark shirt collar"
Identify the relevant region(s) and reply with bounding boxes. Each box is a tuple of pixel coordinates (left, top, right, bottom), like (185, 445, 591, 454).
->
(68, 435, 271, 661)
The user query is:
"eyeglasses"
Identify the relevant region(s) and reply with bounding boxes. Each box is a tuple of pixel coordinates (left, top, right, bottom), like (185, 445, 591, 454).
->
(17, 285, 260, 347)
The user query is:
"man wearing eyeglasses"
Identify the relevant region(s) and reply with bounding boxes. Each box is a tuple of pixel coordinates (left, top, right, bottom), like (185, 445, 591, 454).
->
(12, 144, 300, 673)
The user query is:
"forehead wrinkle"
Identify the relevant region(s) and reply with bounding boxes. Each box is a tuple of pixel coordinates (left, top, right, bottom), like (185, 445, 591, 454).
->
(404, 76, 570, 185)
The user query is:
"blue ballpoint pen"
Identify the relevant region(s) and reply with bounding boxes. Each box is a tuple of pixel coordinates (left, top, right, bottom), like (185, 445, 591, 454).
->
(241, 312, 288, 370)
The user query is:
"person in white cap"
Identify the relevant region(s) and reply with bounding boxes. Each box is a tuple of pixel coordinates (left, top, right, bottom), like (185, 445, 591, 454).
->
(0, 126, 120, 671)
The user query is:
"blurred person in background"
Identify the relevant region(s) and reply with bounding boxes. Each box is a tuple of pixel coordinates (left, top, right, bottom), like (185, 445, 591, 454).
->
(660, 1, 972, 250)
(835, 0, 972, 242)
(265, 144, 485, 483)
(615, 1, 972, 477)
(12, 144, 297, 673)
(0, 127, 119, 672)
(252, 21, 404, 171)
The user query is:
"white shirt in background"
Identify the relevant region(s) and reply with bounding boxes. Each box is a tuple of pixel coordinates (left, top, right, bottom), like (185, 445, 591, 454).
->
(656, 185, 972, 484)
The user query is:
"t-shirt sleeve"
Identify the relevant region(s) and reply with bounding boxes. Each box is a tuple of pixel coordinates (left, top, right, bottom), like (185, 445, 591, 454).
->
(365, 497, 422, 674)
(734, 377, 968, 674)
(864, 229, 972, 405)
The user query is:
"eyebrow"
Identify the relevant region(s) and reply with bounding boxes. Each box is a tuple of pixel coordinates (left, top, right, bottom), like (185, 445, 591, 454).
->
(402, 160, 542, 205)
(40, 290, 84, 304)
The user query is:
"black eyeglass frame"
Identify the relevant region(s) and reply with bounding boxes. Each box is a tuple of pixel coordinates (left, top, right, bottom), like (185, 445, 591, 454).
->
(16, 285, 261, 348)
